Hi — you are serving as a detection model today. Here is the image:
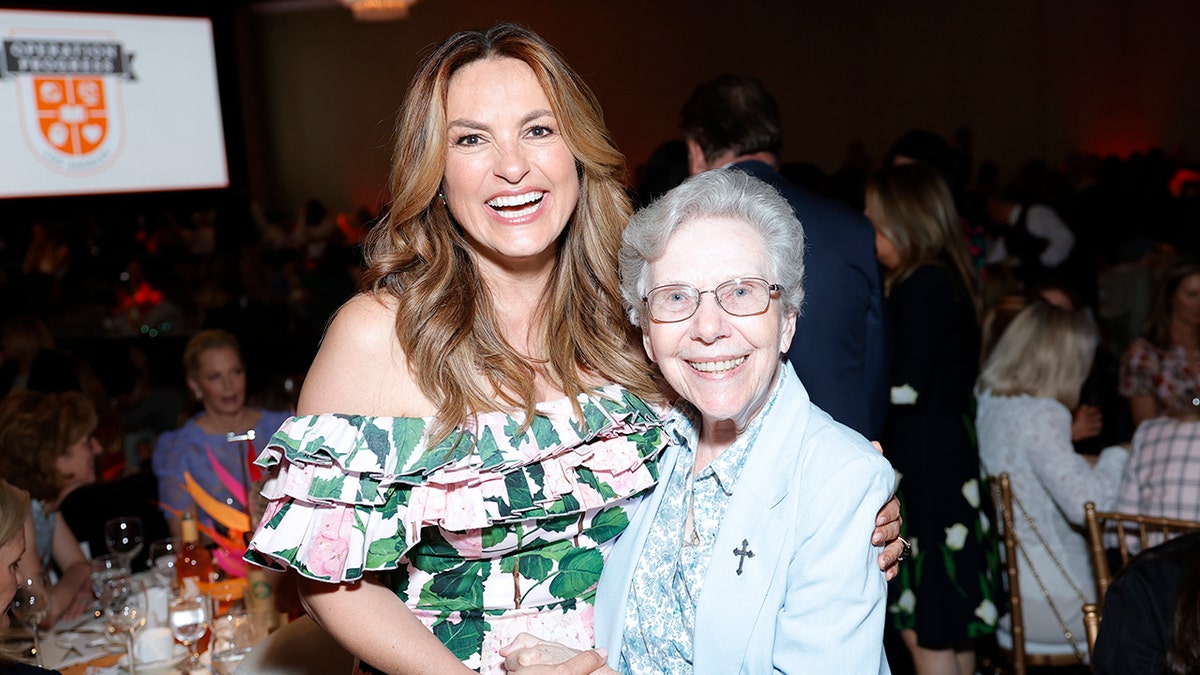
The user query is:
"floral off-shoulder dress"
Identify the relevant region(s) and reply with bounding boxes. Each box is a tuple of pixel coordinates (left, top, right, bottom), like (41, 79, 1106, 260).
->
(244, 385, 668, 674)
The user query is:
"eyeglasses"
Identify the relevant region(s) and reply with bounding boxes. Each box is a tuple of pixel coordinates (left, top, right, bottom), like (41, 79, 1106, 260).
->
(643, 277, 782, 323)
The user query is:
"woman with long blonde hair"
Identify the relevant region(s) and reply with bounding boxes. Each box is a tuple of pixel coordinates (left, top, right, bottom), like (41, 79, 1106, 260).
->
(867, 163, 1000, 675)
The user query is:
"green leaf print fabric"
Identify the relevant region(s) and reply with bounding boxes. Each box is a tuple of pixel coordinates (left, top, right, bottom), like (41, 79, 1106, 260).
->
(244, 385, 667, 673)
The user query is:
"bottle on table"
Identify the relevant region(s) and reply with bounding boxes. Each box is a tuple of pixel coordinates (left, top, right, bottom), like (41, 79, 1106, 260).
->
(175, 511, 215, 592)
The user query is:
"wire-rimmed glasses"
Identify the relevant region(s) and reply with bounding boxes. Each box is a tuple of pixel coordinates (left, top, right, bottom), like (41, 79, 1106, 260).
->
(643, 277, 782, 323)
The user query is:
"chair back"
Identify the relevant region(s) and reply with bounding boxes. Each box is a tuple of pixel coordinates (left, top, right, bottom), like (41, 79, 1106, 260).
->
(1082, 501, 1200, 607)
(989, 473, 1084, 674)
(1080, 502, 1200, 660)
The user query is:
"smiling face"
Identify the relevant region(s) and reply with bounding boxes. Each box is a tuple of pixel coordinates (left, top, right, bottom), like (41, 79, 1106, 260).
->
(442, 57, 580, 274)
(0, 533, 25, 630)
(641, 216, 796, 434)
(188, 346, 246, 417)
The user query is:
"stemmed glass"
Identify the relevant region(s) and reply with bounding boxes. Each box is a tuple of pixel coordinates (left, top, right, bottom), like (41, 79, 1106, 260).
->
(101, 576, 148, 675)
(168, 594, 209, 674)
(104, 516, 145, 568)
(89, 554, 131, 597)
(147, 538, 177, 587)
(10, 573, 52, 668)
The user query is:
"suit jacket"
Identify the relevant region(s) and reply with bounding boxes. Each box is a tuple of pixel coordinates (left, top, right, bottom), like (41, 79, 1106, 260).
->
(731, 161, 887, 439)
(594, 364, 895, 674)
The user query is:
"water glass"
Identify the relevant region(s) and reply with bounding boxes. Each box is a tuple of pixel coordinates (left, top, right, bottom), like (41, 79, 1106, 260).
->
(146, 538, 177, 587)
(168, 594, 209, 674)
(101, 576, 148, 675)
(209, 600, 266, 675)
(89, 554, 131, 597)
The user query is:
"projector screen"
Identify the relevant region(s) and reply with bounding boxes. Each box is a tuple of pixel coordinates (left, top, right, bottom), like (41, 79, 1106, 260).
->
(0, 9, 229, 198)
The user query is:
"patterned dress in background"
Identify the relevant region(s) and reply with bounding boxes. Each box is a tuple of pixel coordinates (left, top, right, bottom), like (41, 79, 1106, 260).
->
(882, 263, 1002, 647)
(244, 386, 667, 674)
(1119, 337, 1200, 416)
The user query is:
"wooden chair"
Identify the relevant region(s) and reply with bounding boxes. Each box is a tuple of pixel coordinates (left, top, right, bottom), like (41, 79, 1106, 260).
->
(1080, 502, 1200, 659)
(989, 473, 1085, 675)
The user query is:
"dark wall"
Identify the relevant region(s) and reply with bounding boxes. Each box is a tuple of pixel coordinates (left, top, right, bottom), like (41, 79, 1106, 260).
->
(240, 1, 1200, 212)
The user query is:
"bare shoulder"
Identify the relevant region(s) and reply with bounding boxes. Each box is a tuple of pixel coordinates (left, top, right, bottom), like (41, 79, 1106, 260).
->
(298, 293, 431, 416)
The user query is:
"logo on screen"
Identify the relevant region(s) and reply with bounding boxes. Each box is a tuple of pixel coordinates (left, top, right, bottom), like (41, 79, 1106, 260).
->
(1, 37, 136, 174)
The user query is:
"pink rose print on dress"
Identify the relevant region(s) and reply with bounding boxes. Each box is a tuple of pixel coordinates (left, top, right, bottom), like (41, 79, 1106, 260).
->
(306, 508, 354, 578)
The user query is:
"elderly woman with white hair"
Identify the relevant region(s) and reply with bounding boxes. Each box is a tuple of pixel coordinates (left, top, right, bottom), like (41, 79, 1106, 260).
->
(504, 169, 897, 674)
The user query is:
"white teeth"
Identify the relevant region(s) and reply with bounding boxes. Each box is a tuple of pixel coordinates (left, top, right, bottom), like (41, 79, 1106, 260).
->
(488, 192, 544, 208)
(688, 357, 746, 373)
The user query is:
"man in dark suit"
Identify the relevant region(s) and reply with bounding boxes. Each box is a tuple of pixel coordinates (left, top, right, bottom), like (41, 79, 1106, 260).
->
(680, 74, 886, 438)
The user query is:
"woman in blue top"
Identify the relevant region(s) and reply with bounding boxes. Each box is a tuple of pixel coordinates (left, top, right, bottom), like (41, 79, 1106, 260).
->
(152, 329, 290, 541)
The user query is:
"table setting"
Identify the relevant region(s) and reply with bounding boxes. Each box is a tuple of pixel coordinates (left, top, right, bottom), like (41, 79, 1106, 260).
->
(3, 515, 271, 675)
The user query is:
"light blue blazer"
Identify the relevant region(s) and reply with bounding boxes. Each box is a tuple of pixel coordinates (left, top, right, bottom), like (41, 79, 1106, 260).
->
(594, 364, 896, 674)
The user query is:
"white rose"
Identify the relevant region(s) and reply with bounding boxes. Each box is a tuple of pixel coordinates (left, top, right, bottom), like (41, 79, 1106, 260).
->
(890, 384, 919, 405)
(944, 523, 969, 551)
(961, 479, 980, 508)
(909, 536, 920, 559)
(979, 510, 990, 535)
(974, 599, 999, 626)
(897, 588, 916, 613)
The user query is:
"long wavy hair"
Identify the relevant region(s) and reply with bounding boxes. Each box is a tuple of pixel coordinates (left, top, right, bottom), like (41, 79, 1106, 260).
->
(359, 23, 657, 439)
(867, 163, 980, 319)
(0, 390, 97, 502)
(1144, 255, 1200, 350)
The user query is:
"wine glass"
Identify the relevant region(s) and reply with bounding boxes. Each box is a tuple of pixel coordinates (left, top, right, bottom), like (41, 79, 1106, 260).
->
(168, 594, 209, 674)
(89, 554, 131, 597)
(10, 573, 52, 668)
(209, 600, 266, 675)
(101, 576, 148, 675)
(104, 516, 145, 568)
(147, 538, 177, 587)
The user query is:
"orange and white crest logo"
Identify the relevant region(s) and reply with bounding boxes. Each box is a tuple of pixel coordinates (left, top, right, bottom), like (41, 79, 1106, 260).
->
(3, 36, 134, 174)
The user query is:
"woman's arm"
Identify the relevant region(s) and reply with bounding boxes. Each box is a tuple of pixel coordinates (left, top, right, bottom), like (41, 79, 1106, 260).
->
(15, 514, 91, 628)
(279, 294, 465, 673)
(300, 575, 474, 674)
(1026, 402, 1129, 525)
(48, 513, 93, 624)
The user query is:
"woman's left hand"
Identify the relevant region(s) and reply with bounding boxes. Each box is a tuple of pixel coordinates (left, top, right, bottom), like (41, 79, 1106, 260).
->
(500, 633, 612, 674)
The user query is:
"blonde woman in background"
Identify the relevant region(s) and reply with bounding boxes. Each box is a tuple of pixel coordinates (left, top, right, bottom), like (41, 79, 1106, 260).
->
(1, 480, 63, 675)
(976, 301, 1128, 656)
(152, 329, 290, 541)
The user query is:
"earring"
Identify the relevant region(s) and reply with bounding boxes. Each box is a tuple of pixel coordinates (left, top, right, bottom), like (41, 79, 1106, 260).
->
(438, 192, 447, 205)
